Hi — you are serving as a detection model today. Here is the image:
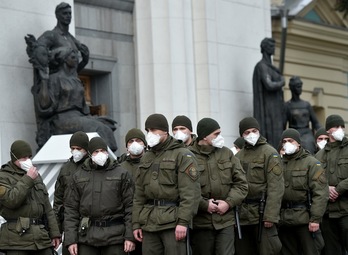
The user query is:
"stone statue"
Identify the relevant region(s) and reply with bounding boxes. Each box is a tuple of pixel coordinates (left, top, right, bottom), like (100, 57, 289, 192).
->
(283, 76, 321, 154)
(253, 37, 285, 148)
(24, 2, 117, 151)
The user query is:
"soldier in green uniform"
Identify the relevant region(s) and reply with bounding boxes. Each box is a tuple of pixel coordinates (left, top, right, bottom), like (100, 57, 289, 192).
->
(172, 115, 197, 146)
(188, 117, 248, 255)
(0, 140, 61, 255)
(64, 137, 135, 255)
(132, 113, 201, 255)
(235, 117, 284, 255)
(118, 128, 147, 255)
(53, 131, 89, 255)
(279, 128, 328, 255)
(315, 114, 348, 254)
(118, 128, 147, 179)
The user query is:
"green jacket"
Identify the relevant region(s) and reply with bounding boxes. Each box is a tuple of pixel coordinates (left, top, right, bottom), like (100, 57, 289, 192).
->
(188, 141, 248, 230)
(236, 136, 284, 225)
(64, 158, 134, 247)
(53, 155, 88, 232)
(132, 136, 201, 232)
(120, 154, 142, 181)
(281, 148, 329, 225)
(0, 161, 60, 250)
(316, 137, 348, 218)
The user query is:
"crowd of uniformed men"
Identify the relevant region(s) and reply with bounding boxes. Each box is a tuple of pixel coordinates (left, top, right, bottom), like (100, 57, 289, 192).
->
(0, 113, 347, 255)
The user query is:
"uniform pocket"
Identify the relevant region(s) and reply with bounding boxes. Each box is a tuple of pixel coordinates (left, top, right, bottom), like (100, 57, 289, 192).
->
(248, 162, 266, 184)
(158, 162, 177, 185)
(138, 162, 152, 185)
(217, 161, 233, 185)
(291, 170, 308, 190)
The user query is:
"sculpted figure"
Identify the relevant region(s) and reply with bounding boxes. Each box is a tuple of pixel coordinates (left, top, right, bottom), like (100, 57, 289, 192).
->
(25, 2, 117, 151)
(253, 37, 285, 148)
(283, 76, 321, 154)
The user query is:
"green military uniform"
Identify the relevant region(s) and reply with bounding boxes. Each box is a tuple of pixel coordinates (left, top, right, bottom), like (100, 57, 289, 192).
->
(316, 136, 348, 254)
(53, 156, 88, 229)
(236, 136, 284, 255)
(120, 155, 141, 180)
(0, 161, 60, 253)
(64, 156, 134, 254)
(188, 140, 248, 255)
(279, 147, 328, 255)
(132, 136, 201, 255)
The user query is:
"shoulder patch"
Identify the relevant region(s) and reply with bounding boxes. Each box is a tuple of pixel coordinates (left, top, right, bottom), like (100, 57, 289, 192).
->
(0, 186, 7, 197)
(271, 165, 282, 176)
(185, 164, 199, 181)
(272, 153, 279, 158)
(312, 169, 325, 181)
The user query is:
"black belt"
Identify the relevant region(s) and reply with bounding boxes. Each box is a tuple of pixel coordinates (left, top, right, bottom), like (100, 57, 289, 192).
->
(146, 199, 178, 206)
(90, 218, 124, 227)
(281, 201, 307, 209)
(243, 198, 262, 204)
(6, 218, 44, 225)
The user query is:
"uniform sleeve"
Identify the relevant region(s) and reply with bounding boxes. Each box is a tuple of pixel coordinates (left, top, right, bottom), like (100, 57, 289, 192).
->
(53, 164, 67, 232)
(264, 153, 284, 223)
(308, 161, 329, 223)
(176, 150, 201, 226)
(0, 174, 35, 209)
(63, 177, 81, 247)
(225, 155, 248, 208)
(132, 166, 147, 230)
(121, 171, 135, 241)
(41, 177, 61, 238)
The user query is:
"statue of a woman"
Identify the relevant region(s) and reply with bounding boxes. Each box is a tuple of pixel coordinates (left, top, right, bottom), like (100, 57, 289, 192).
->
(283, 76, 321, 154)
(253, 38, 285, 148)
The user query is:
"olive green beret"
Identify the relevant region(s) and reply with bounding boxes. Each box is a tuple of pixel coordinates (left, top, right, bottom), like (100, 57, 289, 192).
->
(125, 128, 147, 146)
(10, 140, 32, 162)
(145, 113, 169, 132)
(88, 137, 107, 154)
(325, 114, 345, 131)
(239, 117, 260, 136)
(197, 118, 220, 141)
(70, 131, 89, 151)
(314, 127, 328, 140)
(281, 128, 301, 144)
(172, 115, 193, 132)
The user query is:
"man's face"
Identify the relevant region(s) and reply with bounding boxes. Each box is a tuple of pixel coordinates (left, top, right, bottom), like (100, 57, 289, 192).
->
(316, 134, 329, 144)
(242, 128, 259, 138)
(282, 137, 300, 152)
(56, 7, 72, 26)
(127, 138, 145, 149)
(147, 128, 168, 143)
(172, 126, 191, 136)
(204, 129, 221, 146)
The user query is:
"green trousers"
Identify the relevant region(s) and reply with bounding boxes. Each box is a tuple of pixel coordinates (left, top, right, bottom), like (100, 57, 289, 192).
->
(191, 225, 235, 255)
(142, 229, 186, 255)
(235, 224, 281, 255)
(79, 243, 125, 255)
(278, 224, 324, 255)
(5, 248, 53, 255)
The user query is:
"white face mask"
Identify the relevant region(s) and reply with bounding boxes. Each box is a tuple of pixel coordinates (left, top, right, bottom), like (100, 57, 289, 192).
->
(71, 149, 86, 163)
(244, 132, 260, 146)
(146, 132, 162, 147)
(231, 146, 239, 155)
(92, 152, 108, 166)
(332, 128, 345, 141)
(283, 142, 297, 155)
(128, 142, 145, 156)
(19, 159, 33, 172)
(212, 135, 224, 148)
(174, 130, 189, 143)
(317, 140, 327, 150)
